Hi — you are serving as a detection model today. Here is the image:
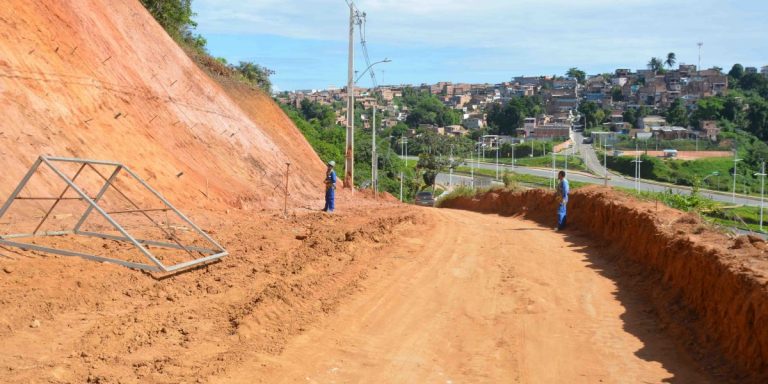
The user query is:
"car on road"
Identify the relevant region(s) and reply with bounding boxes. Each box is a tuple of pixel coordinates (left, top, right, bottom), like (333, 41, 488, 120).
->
(582, 137, 593, 144)
(414, 191, 436, 207)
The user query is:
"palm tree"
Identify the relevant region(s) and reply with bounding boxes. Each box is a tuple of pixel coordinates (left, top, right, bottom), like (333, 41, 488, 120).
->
(647, 57, 663, 72)
(665, 52, 677, 69)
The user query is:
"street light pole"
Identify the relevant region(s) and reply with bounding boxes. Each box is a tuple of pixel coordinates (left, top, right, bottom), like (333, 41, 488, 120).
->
(756, 162, 766, 231)
(449, 144, 454, 186)
(733, 149, 743, 203)
(511, 143, 516, 170)
(470, 145, 475, 188)
(551, 150, 556, 190)
(632, 153, 643, 192)
(495, 139, 500, 180)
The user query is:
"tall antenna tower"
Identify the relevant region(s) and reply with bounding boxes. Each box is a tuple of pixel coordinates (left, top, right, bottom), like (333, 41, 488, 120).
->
(697, 41, 703, 71)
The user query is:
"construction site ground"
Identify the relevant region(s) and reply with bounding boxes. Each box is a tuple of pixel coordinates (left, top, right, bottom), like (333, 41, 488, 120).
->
(0, 195, 720, 383)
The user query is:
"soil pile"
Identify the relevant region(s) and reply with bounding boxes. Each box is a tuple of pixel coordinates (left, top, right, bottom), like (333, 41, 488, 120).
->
(0, 0, 325, 212)
(441, 186, 768, 382)
(0, 202, 422, 383)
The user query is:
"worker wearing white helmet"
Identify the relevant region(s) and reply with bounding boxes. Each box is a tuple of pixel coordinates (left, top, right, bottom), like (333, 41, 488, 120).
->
(323, 160, 337, 212)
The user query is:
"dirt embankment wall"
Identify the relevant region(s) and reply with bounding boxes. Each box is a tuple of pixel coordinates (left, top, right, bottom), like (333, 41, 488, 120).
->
(0, 0, 325, 212)
(441, 186, 768, 382)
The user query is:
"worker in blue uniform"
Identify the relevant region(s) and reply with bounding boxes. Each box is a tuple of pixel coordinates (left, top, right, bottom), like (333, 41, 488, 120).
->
(556, 170, 569, 230)
(323, 160, 337, 213)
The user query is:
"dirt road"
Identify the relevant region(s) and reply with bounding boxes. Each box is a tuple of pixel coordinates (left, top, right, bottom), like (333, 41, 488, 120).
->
(218, 209, 710, 383)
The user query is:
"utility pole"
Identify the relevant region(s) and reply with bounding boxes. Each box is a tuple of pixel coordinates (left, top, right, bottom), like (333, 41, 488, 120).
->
(371, 99, 377, 198)
(755, 162, 766, 232)
(551, 150, 556, 190)
(399, 137, 408, 202)
(632, 153, 643, 192)
(344, 1, 356, 189)
(511, 143, 516, 170)
(449, 144, 454, 186)
(604, 142, 609, 187)
(495, 139, 500, 180)
(733, 148, 742, 203)
(470, 146, 475, 188)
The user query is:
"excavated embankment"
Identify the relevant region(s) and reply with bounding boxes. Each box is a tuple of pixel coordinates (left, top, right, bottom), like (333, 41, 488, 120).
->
(441, 185, 768, 382)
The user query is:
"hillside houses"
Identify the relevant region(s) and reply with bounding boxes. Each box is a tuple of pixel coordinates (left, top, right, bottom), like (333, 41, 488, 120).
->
(277, 63, 766, 141)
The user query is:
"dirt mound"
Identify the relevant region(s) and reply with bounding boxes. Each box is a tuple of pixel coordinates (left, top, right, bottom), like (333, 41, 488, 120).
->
(0, 0, 325, 213)
(441, 185, 768, 382)
(0, 203, 423, 383)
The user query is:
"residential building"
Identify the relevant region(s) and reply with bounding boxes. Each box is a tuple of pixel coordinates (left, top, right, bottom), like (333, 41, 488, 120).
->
(463, 117, 485, 130)
(700, 120, 720, 141)
(639, 115, 668, 130)
(445, 125, 468, 137)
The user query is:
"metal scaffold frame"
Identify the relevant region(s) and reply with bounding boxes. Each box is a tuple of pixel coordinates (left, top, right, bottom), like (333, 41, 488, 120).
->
(0, 156, 228, 273)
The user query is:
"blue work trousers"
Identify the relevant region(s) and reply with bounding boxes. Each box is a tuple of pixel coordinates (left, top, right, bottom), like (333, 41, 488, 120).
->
(324, 187, 335, 212)
(557, 202, 567, 229)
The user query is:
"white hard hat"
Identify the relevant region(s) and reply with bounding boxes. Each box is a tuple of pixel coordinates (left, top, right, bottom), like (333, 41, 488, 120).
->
(327, 160, 336, 167)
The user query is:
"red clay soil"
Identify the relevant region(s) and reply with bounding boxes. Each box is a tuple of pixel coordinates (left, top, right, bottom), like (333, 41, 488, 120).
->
(0, 0, 325, 213)
(440, 185, 768, 382)
(0, 200, 418, 383)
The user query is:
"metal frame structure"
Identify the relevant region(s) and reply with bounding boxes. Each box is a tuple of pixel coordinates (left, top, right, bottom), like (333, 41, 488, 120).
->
(0, 156, 228, 273)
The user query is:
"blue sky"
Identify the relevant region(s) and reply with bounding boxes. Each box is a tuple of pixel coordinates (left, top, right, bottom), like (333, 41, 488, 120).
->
(194, 0, 768, 92)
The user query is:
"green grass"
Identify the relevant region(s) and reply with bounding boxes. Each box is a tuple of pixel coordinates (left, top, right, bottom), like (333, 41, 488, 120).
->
(603, 152, 750, 191)
(454, 166, 588, 189)
(620, 187, 766, 233)
(612, 138, 730, 152)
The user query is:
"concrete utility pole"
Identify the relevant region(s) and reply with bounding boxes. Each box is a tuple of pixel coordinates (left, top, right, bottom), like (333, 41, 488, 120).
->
(449, 144, 454, 186)
(733, 149, 742, 203)
(495, 140, 500, 180)
(344, 1, 355, 189)
(755, 162, 766, 231)
(399, 137, 408, 202)
(551, 150, 556, 190)
(470, 146, 475, 188)
(371, 99, 377, 197)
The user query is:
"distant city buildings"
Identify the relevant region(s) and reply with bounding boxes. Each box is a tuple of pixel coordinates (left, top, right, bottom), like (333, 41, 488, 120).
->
(277, 63, 768, 140)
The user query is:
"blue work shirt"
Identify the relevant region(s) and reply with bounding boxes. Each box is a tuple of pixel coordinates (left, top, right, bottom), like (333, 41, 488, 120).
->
(557, 178, 569, 203)
(326, 170, 337, 189)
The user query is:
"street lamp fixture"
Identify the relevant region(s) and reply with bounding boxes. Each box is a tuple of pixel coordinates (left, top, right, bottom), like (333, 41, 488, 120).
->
(355, 58, 391, 83)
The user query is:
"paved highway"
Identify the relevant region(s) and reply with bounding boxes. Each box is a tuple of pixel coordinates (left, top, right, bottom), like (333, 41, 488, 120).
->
(402, 155, 765, 207)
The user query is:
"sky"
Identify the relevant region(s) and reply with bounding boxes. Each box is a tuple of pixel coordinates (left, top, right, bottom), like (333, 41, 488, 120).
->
(193, 0, 768, 92)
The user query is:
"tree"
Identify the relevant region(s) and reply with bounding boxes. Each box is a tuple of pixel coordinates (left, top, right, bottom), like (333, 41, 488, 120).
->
(647, 57, 664, 72)
(739, 73, 768, 92)
(690, 97, 724, 127)
(611, 86, 623, 102)
(486, 96, 542, 135)
(665, 52, 677, 69)
(566, 67, 586, 84)
(746, 97, 768, 140)
(235, 62, 275, 93)
(578, 101, 600, 128)
(728, 64, 744, 80)
(416, 153, 447, 189)
(141, 0, 195, 36)
(665, 98, 689, 127)
(141, 0, 206, 52)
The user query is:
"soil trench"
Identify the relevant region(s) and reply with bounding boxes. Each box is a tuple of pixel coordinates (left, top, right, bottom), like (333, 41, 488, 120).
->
(216, 209, 709, 383)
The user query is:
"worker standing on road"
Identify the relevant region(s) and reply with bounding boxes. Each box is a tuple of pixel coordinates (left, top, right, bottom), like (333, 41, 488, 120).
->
(323, 160, 337, 213)
(556, 170, 569, 230)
